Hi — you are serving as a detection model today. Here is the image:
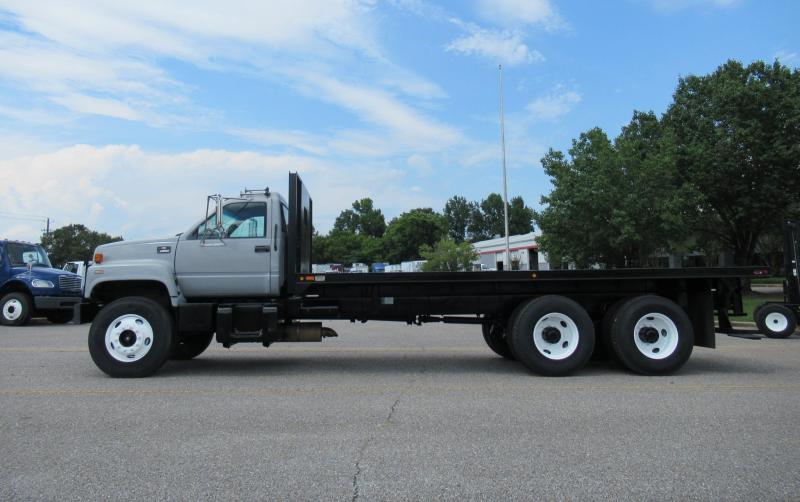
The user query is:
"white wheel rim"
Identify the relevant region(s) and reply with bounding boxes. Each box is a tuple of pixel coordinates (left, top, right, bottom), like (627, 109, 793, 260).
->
(532, 312, 580, 360)
(633, 313, 679, 360)
(105, 314, 154, 363)
(764, 312, 789, 333)
(3, 299, 23, 321)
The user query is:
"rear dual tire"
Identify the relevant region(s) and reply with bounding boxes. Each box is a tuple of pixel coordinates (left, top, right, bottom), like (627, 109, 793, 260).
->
(481, 321, 516, 360)
(508, 295, 595, 376)
(608, 296, 693, 375)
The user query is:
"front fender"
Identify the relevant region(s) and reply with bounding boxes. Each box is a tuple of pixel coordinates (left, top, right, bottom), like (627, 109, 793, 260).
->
(85, 260, 183, 306)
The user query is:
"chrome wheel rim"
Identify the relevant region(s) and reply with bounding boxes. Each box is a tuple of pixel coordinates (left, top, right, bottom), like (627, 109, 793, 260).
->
(3, 299, 23, 321)
(105, 314, 154, 362)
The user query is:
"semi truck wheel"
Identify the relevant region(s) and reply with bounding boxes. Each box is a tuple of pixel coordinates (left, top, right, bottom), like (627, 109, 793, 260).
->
(609, 296, 693, 375)
(755, 304, 797, 339)
(481, 321, 516, 360)
(171, 332, 214, 360)
(508, 295, 595, 376)
(1, 292, 33, 326)
(88, 296, 174, 378)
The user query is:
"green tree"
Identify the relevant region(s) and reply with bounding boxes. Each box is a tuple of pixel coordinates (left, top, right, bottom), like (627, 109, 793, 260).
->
(40, 224, 122, 267)
(383, 208, 447, 263)
(664, 59, 800, 265)
(469, 193, 535, 241)
(333, 198, 386, 238)
(420, 238, 478, 272)
(535, 129, 622, 268)
(313, 230, 382, 264)
(534, 120, 689, 268)
(443, 196, 476, 243)
(508, 196, 535, 236)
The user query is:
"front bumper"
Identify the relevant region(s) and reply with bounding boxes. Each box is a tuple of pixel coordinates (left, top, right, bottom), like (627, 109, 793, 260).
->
(33, 296, 82, 311)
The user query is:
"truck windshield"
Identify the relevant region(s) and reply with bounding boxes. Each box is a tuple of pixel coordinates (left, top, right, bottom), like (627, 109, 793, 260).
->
(194, 202, 266, 239)
(5, 243, 52, 268)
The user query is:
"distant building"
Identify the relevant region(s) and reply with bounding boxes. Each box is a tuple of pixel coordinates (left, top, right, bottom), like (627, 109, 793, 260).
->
(471, 232, 550, 271)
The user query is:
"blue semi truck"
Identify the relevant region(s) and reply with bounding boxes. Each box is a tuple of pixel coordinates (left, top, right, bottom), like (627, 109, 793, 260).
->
(0, 240, 83, 326)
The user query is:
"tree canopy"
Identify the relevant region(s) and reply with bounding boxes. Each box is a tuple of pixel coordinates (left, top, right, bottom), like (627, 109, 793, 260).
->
(420, 238, 478, 272)
(332, 198, 386, 238)
(382, 208, 447, 264)
(40, 224, 122, 267)
(535, 59, 800, 268)
(664, 59, 800, 265)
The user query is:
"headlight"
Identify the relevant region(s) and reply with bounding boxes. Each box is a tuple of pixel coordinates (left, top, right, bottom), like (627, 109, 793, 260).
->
(31, 279, 55, 288)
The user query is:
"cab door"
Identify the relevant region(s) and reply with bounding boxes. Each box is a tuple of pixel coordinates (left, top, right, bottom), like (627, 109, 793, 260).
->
(175, 200, 275, 298)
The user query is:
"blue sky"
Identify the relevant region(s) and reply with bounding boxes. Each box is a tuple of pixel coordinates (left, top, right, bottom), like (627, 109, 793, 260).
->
(0, 0, 797, 242)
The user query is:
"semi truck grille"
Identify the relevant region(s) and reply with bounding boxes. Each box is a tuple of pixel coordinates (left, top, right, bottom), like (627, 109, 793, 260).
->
(59, 275, 82, 291)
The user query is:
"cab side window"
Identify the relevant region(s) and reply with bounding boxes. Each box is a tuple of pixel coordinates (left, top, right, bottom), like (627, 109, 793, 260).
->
(193, 202, 267, 239)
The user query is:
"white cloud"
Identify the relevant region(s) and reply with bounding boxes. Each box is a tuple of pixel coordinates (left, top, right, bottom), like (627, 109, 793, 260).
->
(0, 1, 454, 157)
(526, 89, 582, 121)
(0, 143, 437, 242)
(49, 94, 141, 121)
(475, 0, 562, 30)
(446, 28, 544, 66)
(229, 128, 329, 156)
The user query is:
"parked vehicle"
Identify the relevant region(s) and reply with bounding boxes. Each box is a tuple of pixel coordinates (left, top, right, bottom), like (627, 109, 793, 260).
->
(754, 220, 800, 338)
(78, 174, 763, 378)
(371, 263, 386, 273)
(0, 240, 83, 325)
(62, 260, 88, 291)
(312, 263, 344, 274)
(400, 260, 427, 273)
(349, 263, 369, 274)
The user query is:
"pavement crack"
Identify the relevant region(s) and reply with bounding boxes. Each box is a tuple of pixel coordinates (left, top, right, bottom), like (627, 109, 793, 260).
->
(351, 439, 370, 502)
(385, 397, 401, 423)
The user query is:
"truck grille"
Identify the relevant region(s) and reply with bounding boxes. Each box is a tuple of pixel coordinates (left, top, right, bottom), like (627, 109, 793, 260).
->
(59, 275, 82, 291)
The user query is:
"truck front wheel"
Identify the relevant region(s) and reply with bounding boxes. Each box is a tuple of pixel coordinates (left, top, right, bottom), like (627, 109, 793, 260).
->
(170, 332, 214, 360)
(1, 292, 33, 326)
(508, 295, 595, 376)
(88, 296, 174, 378)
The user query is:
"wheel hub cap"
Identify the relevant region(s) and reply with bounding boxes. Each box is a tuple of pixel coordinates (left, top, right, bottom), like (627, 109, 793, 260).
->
(764, 312, 789, 332)
(3, 299, 23, 321)
(532, 313, 579, 360)
(633, 313, 679, 360)
(541, 326, 562, 344)
(638, 327, 660, 344)
(105, 314, 154, 363)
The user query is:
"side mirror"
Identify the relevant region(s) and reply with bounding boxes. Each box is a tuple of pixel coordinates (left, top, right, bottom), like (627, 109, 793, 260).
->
(202, 194, 225, 242)
(215, 197, 223, 231)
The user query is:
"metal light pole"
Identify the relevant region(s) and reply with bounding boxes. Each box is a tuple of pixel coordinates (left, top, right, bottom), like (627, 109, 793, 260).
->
(499, 65, 511, 270)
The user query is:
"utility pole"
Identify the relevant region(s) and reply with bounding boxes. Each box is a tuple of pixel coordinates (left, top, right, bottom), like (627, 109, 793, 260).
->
(499, 64, 511, 270)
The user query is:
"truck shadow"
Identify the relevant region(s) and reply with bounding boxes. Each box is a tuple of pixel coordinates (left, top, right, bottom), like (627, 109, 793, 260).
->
(156, 350, 775, 378)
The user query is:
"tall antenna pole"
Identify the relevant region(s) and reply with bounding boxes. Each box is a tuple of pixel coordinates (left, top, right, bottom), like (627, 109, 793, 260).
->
(499, 65, 511, 270)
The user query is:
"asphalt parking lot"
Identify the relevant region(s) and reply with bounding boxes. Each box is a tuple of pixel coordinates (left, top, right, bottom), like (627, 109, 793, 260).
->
(2, 320, 799, 501)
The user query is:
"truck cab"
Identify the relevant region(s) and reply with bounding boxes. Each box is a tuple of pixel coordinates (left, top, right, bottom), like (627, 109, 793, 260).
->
(85, 188, 292, 308)
(0, 240, 83, 325)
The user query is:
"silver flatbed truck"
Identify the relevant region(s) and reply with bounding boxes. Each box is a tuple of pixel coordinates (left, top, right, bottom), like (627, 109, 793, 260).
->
(79, 174, 765, 378)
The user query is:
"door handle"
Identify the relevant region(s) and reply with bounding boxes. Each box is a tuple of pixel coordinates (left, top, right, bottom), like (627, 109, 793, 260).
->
(254, 245, 270, 253)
